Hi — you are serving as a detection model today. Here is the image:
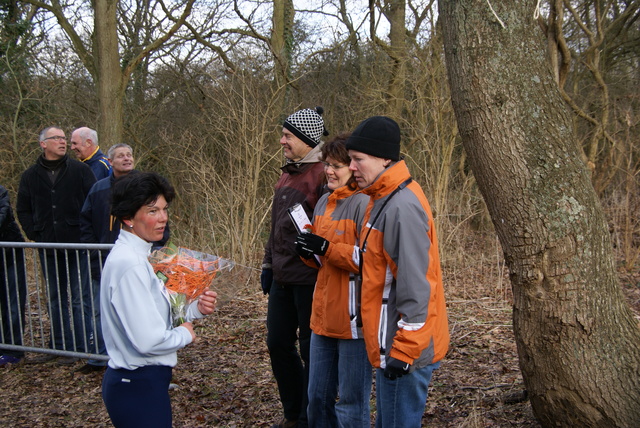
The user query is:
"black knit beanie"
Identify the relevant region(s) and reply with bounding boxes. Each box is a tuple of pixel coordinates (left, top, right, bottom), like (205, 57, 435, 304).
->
(345, 116, 401, 161)
(283, 106, 329, 148)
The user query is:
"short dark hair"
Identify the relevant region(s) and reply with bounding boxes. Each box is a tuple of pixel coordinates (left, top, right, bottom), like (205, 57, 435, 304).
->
(321, 132, 357, 189)
(111, 172, 175, 221)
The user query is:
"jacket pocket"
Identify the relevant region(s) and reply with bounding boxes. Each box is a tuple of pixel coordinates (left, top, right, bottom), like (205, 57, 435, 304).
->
(65, 218, 80, 227)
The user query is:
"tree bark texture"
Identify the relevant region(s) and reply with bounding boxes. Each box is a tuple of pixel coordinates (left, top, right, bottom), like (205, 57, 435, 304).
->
(384, 0, 407, 116)
(93, 0, 124, 147)
(271, 0, 294, 112)
(439, 1, 640, 426)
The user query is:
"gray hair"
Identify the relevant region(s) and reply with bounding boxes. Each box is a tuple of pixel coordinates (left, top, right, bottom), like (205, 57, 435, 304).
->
(73, 127, 98, 146)
(108, 143, 133, 159)
(39, 126, 64, 142)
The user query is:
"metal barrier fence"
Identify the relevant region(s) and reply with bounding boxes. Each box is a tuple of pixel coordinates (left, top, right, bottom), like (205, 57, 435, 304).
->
(0, 242, 113, 361)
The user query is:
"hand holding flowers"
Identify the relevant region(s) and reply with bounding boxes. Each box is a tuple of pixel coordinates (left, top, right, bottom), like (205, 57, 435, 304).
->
(197, 290, 218, 315)
(180, 321, 195, 342)
(150, 246, 231, 326)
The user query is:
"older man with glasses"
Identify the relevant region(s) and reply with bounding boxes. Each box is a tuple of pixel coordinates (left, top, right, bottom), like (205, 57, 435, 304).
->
(17, 126, 97, 365)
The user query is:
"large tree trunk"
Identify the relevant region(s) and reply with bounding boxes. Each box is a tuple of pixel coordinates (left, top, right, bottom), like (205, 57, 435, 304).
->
(93, 0, 124, 147)
(438, 1, 640, 426)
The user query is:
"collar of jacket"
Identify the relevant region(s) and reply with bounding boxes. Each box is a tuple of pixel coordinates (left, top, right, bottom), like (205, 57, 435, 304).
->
(111, 169, 139, 184)
(118, 228, 153, 255)
(38, 153, 68, 170)
(281, 142, 324, 173)
(361, 160, 411, 199)
(82, 146, 101, 162)
(329, 183, 360, 200)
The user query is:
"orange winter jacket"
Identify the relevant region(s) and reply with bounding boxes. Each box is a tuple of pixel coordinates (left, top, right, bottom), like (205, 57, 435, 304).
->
(304, 185, 370, 339)
(359, 160, 449, 370)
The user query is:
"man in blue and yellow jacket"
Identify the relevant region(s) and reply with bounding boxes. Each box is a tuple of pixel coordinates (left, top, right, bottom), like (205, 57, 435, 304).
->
(70, 127, 111, 180)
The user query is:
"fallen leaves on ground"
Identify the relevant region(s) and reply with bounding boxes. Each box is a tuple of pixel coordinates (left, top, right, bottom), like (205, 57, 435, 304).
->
(1, 255, 637, 427)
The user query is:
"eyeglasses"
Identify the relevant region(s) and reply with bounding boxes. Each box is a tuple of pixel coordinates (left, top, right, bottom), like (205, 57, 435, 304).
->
(43, 135, 67, 142)
(322, 161, 347, 170)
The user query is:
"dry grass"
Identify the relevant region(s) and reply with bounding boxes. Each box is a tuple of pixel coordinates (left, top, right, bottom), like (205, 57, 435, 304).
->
(0, 234, 638, 427)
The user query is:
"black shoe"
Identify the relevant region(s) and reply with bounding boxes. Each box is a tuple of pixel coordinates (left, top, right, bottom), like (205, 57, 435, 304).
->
(74, 363, 106, 374)
(271, 418, 298, 428)
(56, 356, 79, 366)
(26, 354, 57, 364)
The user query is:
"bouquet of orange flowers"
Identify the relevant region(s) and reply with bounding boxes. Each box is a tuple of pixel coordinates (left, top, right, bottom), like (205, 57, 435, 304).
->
(149, 245, 233, 326)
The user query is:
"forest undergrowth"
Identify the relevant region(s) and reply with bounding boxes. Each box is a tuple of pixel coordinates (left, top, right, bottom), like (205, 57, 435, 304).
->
(0, 233, 638, 427)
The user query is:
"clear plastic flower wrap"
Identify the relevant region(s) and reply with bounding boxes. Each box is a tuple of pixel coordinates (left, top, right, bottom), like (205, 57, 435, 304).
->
(149, 245, 233, 326)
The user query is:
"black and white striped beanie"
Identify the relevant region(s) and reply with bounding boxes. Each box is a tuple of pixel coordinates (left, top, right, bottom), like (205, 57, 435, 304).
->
(283, 106, 329, 148)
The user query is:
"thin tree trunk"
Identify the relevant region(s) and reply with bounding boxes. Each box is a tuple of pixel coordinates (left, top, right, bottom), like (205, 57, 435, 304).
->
(439, 0, 640, 426)
(385, 0, 406, 117)
(271, 0, 294, 113)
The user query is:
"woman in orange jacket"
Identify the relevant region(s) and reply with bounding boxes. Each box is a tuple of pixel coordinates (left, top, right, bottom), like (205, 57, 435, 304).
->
(295, 133, 372, 427)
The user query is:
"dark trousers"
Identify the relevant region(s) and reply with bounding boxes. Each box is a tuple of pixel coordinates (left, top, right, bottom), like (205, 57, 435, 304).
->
(38, 248, 89, 352)
(267, 281, 314, 425)
(102, 365, 173, 428)
(85, 277, 107, 365)
(0, 248, 27, 358)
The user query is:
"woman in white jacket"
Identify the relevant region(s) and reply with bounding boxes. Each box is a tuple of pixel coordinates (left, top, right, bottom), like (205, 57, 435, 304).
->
(100, 172, 217, 428)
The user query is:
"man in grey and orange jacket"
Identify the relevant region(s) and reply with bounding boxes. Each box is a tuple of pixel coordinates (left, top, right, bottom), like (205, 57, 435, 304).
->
(345, 116, 450, 428)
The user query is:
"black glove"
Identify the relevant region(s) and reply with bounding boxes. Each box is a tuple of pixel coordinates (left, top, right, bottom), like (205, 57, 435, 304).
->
(260, 268, 273, 295)
(384, 357, 411, 380)
(295, 233, 330, 256)
(295, 242, 315, 259)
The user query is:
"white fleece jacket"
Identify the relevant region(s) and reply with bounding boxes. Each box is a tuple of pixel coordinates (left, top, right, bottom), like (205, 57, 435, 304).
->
(100, 230, 204, 370)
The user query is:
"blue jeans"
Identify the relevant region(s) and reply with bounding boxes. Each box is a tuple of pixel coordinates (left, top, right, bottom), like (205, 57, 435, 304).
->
(39, 249, 89, 352)
(307, 333, 372, 428)
(0, 248, 27, 358)
(375, 361, 440, 428)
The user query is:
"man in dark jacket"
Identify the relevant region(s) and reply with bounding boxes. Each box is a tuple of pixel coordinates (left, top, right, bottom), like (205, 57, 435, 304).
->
(77, 143, 168, 373)
(81, 143, 170, 248)
(81, 143, 136, 247)
(76, 143, 133, 373)
(17, 126, 96, 364)
(262, 107, 328, 428)
(0, 185, 27, 366)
